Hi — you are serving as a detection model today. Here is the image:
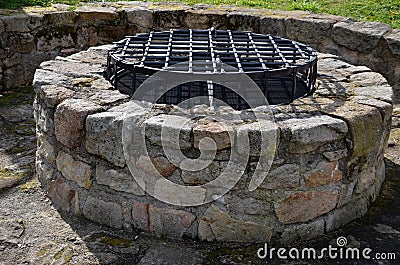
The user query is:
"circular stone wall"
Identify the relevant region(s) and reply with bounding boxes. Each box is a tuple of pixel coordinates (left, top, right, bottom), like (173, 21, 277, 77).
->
(33, 45, 393, 244)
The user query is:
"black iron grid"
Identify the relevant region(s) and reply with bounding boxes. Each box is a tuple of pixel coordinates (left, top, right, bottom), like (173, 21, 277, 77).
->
(105, 29, 318, 108)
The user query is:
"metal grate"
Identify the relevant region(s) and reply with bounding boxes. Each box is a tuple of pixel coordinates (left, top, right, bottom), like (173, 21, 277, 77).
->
(105, 29, 318, 108)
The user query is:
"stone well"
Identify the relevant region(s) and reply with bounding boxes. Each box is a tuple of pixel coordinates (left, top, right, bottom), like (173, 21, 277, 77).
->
(34, 45, 393, 244)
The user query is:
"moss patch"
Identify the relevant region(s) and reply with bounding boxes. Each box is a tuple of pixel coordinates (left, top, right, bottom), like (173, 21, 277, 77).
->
(20, 178, 39, 192)
(0, 86, 35, 107)
(100, 236, 133, 247)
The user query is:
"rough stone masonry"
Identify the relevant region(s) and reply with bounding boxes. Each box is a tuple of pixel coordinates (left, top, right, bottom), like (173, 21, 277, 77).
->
(34, 44, 393, 243)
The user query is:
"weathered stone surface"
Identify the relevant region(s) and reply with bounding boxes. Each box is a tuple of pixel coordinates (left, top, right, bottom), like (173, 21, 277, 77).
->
(236, 120, 278, 156)
(275, 191, 338, 224)
(83, 196, 123, 229)
(8, 33, 35, 53)
(77, 7, 119, 23)
(96, 164, 145, 195)
(33, 69, 70, 89)
(184, 9, 227, 29)
(55, 99, 102, 149)
(144, 114, 193, 149)
(48, 177, 75, 211)
(260, 164, 300, 189)
(149, 206, 196, 238)
(126, 8, 154, 29)
(85, 112, 125, 167)
(39, 60, 103, 79)
(228, 12, 260, 31)
(280, 218, 325, 243)
(2, 14, 31, 32)
(135, 155, 176, 177)
(337, 182, 355, 207)
(89, 90, 129, 105)
(259, 16, 285, 36)
(279, 116, 348, 153)
(131, 203, 195, 238)
(385, 29, 400, 55)
(181, 161, 226, 185)
(349, 72, 388, 87)
(305, 160, 342, 188)
(321, 102, 383, 159)
(332, 22, 391, 52)
(285, 18, 334, 44)
(37, 34, 74, 52)
(225, 194, 272, 215)
(323, 149, 348, 161)
(198, 205, 272, 242)
(39, 85, 74, 108)
(193, 119, 234, 150)
(37, 134, 56, 163)
(132, 202, 150, 231)
(355, 165, 376, 193)
(353, 85, 393, 103)
(326, 197, 369, 232)
(56, 151, 92, 189)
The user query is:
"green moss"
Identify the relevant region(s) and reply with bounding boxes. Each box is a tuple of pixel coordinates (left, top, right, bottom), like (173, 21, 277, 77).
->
(20, 179, 38, 192)
(0, 86, 35, 107)
(100, 236, 132, 247)
(54, 246, 73, 262)
(37, 245, 51, 257)
(9, 146, 28, 154)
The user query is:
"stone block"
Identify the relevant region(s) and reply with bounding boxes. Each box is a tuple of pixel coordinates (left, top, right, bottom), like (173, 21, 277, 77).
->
(8, 33, 35, 53)
(184, 9, 228, 29)
(96, 164, 145, 196)
(56, 151, 93, 189)
(135, 155, 176, 177)
(33, 69, 70, 89)
(326, 197, 368, 232)
(55, 99, 102, 149)
(280, 217, 325, 244)
(149, 206, 196, 238)
(2, 14, 31, 32)
(321, 102, 383, 159)
(332, 22, 391, 52)
(43, 11, 77, 26)
(77, 8, 119, 24)
(305, 160, 342, 188)
(85, 112, 125, 167)
(275, 191, 338, 224)
(285, 18, 334, 44)
(235, 120, 278, 157)
(83, 196, 123, 229)
(349, 72, 388, 87)
(37, 133, 56, 163)
(228, 12, 260, 32)
(39, 85, 74, 108)
(260, 164, 300, 190)
(126, 8, 154, 29)
(48, 177, 76, 211)
(132, 202, 150, 231)
(193, 119, 234, 150)
(385, 29, 400, 55)
(279, 116, 348, 154)
(89, 90, 129, 106)
(353, 85, 393, 104)
(259, 16, 285, 36)
(39, 60, 103, 79)
(143, 114, 193, 150)
(198, 205, 272, 242)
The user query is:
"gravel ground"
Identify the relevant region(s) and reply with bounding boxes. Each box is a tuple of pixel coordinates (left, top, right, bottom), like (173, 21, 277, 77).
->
(0, 86, 399, 265)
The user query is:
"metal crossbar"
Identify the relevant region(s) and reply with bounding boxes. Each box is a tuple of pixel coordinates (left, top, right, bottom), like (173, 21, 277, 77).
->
(105, 29, 318, 108)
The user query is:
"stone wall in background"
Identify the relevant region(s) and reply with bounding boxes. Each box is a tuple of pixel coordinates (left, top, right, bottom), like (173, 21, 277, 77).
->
(1, 2, 400, 95)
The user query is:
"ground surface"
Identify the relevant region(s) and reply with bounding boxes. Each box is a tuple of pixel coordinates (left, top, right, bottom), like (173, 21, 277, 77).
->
(0, 86, 399, 264)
